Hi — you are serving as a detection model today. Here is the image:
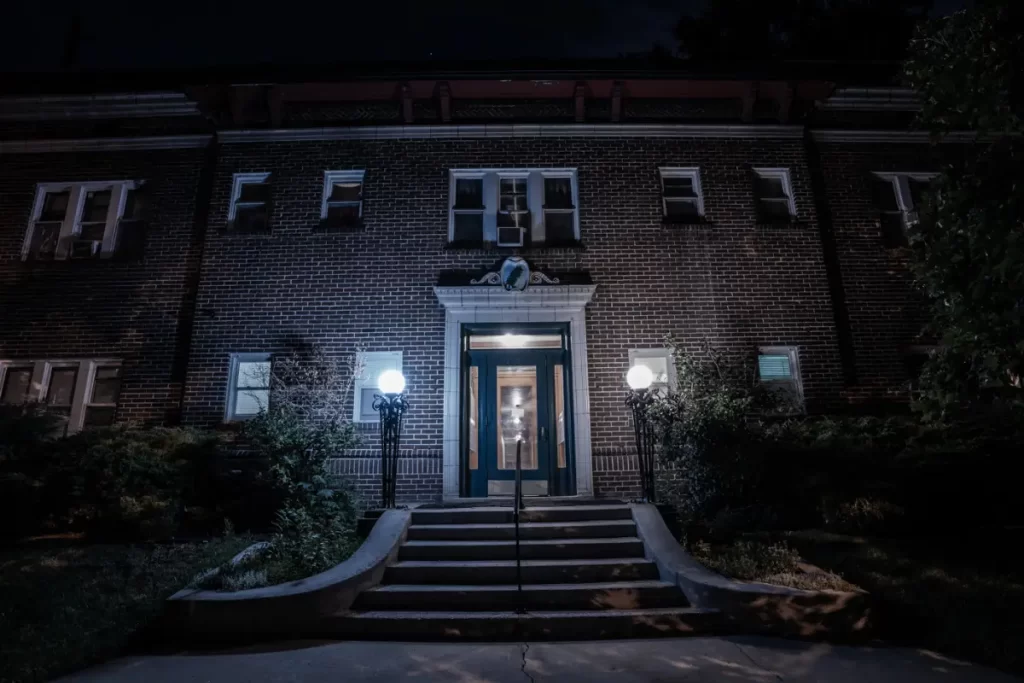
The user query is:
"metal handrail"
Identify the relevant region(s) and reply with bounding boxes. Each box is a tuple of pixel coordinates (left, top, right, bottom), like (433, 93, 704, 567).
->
(513, 438, 524, 610)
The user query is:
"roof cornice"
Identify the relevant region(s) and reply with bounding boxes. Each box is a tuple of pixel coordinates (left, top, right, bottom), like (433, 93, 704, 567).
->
(0, 134, 212, 154)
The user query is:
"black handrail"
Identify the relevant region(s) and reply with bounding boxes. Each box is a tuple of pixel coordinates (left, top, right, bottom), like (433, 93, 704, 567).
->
(513, 438, 524, 609)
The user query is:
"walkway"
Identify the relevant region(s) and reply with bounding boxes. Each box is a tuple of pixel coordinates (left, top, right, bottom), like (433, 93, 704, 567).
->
(58, 637, 1020, 682)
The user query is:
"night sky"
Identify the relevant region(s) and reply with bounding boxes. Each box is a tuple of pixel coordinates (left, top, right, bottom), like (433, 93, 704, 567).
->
(1, 0, 970, 72)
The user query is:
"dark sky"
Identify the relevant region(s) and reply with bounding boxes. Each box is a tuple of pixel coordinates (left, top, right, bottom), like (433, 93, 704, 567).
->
(1, 0, 970, 72)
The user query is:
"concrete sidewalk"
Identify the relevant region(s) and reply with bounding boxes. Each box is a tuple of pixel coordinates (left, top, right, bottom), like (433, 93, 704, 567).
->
(58, 637, 1020, 682)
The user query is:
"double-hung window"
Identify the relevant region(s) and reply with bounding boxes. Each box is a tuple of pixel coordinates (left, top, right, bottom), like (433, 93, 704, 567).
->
(321, 170, 365, 227)
(0, 359, 123, 432)
(449, 169, 579, 247)
(228, 173, 272, 233)
(23, 181, 142, 261)
(752, 168, 796, 223)
(226, 353, 271, 421)
(872, 172, 937, 247)
(757, 346, 804, 413)
(659, 168, 705, 222)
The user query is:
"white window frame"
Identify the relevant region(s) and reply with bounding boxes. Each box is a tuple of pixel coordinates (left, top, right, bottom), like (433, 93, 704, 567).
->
(320, 170, 366, 220)
(872, 172, 938, 229)
(354, 351, 403, 423)
(225, 352, 272, 422)
(21, 181, 139, 261)
(228, 172, 272, 221)
(628, 348, 676, 395)
(757, 346, 804, 413)
(752, 168, 797, 220)
(0, 358, 122, 432)
(658, 167, 705, 219)
(448, 168, 580, 246)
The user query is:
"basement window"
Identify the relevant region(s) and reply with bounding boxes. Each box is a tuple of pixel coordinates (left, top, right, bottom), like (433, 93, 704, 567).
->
(752, 168, 796, 223)
(22, 181, 143, 261)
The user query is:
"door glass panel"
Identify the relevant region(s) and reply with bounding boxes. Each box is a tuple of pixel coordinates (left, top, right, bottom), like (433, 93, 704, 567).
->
(468, 365, 479, 470)
(496, 365, 538, 471)
(554, 364, 566, 468)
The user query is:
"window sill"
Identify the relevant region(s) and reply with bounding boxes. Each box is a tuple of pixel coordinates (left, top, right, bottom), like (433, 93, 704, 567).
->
(445, 240, 587, 253)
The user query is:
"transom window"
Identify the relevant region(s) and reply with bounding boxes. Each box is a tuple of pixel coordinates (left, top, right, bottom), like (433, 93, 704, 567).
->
(22, 181, 142, 261)
(658, 168, 705, 222)
(872, 172, 938, 247)
(321, 170, 365, 227)
(228, 173, 272, 233)
(448, 169, 579, 247)
(0, 359, 123, 433)
(757, 346, 804, 413)
(226, 353, 271, 421)
(752, 168, 796, 223)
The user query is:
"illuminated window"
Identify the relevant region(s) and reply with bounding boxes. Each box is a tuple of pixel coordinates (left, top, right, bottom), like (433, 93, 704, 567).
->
(22, 181, 142, 261)
(757, 346, 804, 413)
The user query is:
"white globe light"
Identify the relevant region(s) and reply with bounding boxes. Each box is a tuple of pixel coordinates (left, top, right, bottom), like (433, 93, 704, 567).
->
(378, 369, 406, 395)
(626, 364, 654, 391)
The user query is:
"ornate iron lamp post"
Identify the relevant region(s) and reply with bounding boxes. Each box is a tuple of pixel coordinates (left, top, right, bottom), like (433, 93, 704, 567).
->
(625, 365, 657, 503)
(373, 369, 408, 509)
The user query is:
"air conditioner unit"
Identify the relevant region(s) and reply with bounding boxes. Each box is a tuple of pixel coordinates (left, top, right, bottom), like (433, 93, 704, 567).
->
(70, 239, 103, 259)
(496, 226, 524, 247)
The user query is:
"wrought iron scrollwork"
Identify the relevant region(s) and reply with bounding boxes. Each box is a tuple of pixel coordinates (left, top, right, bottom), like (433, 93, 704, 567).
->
(625, 389, 658, 503)
(373, 392, 409, 509)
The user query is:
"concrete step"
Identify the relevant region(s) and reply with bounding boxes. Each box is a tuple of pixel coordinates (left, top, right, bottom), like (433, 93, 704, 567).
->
(354, 580, 688, 612)
(384, 558, 659, 585)
(410, 505, 633, 526)
(407, 519, 638, 541)
(398, 537, 645, 562)
(414, 498, 626, 509)
(325, 607, 721, 640)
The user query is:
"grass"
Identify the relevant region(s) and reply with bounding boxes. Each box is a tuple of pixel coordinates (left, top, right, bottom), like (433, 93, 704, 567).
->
(0, 534, 254, 683)
(691, 529, 1024, 674)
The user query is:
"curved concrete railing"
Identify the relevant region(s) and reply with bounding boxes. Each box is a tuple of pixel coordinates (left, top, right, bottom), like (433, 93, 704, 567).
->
(165, 509, 411, 638)
(631, 503, 873, 638)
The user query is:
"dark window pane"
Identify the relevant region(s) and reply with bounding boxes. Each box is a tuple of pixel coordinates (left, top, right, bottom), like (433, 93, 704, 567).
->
(40, 191, 70, 222)
(453, 213, 483, 242)
(908, 178, 931, 209)
(81, 190, 112, 223)
(234, 206, 269, 232)
(499, 194, 529, 212)
(545, 212, 575, 243)
(500, 178, 527, 195)
(454, 179, 483, 208)
(47, 368, 77, 407)
(755, 175, 786, 199)
(122, 190, 139, 220)
(238, 182, 270, 203)
(497, 226, 524, 245)
(758, 199, 791, 221)
(91, 366, 122, 405)
(873, 179, 899, 211)
(327, 204, 361, 222)
(30, 223, 61, 259)
(663, 176, 696, 198)
(666, 199, 699, 219)
(79, 223, 105, 241)
(880, 213, 908, 247)
(84, 406, 116, 428)
(544, 177, 573, 209)
(328, 182, 362, 202)
(497, 210, 528, 228)
(1, 367, 33, 404)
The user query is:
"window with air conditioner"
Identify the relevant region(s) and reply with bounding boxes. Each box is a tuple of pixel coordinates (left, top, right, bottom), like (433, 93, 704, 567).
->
(448, 169, 579, 247)
(22, 181, 143, 261)
(0, 359, 122, 433)
(228, 173, 272, 233)
(872, 172, 938, 247)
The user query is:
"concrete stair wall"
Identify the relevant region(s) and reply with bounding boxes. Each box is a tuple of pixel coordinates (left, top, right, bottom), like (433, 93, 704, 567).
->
(333, 502, 719, 640)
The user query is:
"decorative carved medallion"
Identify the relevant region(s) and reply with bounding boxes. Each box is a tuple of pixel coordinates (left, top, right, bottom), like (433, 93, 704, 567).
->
(470, 257, 560, 290)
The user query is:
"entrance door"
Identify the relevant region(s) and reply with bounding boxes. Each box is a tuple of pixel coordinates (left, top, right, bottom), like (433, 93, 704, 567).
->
(464, 343, 573, 497)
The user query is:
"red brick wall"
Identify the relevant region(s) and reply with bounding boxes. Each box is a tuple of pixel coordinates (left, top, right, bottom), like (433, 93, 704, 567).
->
(0, 147, 208, 424)
(814, 140, 942, 405)
(182, 136, 844, 500)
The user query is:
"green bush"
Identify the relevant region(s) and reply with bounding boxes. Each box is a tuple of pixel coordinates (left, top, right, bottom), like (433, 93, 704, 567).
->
(691, 538, 800, 580)
(0, 403, 65, 539)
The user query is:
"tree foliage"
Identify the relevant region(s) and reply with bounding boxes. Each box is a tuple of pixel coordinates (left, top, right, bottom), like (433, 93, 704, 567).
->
(904, 1, 1024, 417)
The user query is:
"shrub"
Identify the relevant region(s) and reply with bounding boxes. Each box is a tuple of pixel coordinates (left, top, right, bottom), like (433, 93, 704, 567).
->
(822, 497, 907, 535)
(691, 538, 800, 580)
(0, 403, 65, 539)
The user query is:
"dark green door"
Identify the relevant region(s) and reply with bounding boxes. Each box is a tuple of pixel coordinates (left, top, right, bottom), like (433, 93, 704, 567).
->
(465, 348, 573, 497)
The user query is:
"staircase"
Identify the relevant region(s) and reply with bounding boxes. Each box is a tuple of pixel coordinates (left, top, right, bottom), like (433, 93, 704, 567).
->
(329, 501, 718, 640)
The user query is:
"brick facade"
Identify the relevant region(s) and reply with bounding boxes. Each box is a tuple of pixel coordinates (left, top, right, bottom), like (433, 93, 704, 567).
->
(0, 77, 939, 504)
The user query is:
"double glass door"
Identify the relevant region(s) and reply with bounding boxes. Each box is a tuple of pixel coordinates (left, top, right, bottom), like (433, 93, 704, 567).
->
(465, 347, 572, 497)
